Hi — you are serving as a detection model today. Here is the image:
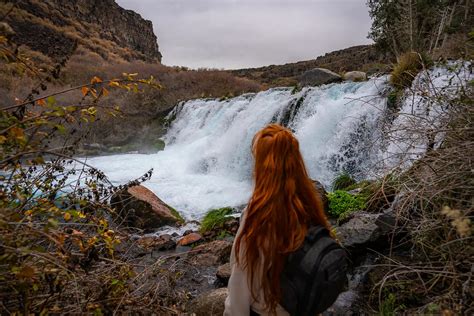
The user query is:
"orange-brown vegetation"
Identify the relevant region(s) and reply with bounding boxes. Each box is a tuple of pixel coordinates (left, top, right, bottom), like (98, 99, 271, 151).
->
(0, 48, 262, 150)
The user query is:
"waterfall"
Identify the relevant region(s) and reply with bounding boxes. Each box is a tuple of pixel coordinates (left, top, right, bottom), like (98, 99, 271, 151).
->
(88, 63, 471, 219)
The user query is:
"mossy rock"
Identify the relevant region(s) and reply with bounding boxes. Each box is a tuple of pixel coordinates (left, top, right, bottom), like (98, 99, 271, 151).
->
(200, 207, 234, 234)
(169, 206, 185, 224)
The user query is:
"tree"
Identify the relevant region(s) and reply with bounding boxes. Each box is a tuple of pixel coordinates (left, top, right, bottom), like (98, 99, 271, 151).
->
(367, 0, 471, 56)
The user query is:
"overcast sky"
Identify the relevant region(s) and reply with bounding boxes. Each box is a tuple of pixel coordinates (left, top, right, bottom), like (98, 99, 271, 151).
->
(116, 0, 373, 70)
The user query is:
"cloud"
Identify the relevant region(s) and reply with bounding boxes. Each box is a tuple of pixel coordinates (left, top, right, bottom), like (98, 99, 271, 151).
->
(116, 0, 373, 69)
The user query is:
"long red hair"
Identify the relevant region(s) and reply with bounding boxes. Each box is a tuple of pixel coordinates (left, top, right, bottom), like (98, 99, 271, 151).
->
(235, 124, 330, 313)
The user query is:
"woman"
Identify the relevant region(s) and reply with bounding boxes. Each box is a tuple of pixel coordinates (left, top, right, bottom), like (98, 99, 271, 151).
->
(224, 124, 331, 316)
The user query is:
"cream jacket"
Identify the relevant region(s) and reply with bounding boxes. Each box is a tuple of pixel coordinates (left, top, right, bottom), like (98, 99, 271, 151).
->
(224, 211, 290, 316)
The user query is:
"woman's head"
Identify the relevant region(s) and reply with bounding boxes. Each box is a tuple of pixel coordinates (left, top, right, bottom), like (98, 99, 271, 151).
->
(236, 124, 330, 313)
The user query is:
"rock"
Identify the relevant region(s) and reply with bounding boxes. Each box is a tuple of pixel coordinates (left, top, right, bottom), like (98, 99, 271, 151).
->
(223, 218, 239, 235)
(343, 71, 367, 82)
(298, 68, 342, 87)
(323, 290, 360, 316)
(188, 240, 233, 266)
(137, 234, 176, 251)
(216, 263, 231, 286)
(110, 185, 179, 231)
(189, 288, 228, 316)
(8, 0, 161, 62)
(312, 179, 329, 214)
(84, 143, 103, 150)
(177, 232, 202, 246)
(336, 211, 397, 250)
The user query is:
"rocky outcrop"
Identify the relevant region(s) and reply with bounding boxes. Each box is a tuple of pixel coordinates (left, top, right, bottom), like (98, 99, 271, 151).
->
(110, 185, 179, 231)
(4, 0, 161, 62)
(344, 71, 367, 82)
(188, 240, 233, 266)
(189, 288, 228, 316)
(231, 45, 391, 86)
(336, 211, 397, 250)
(298, 68, 342, 87)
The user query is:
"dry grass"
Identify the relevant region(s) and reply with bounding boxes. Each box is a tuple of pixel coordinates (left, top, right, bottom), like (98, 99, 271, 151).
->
(389, 52, 430, 89)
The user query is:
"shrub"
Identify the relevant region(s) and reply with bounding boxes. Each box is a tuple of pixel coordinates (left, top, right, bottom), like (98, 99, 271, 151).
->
(0, 31, 176, 314)
(331, 172, 357, 191)
(390, 52, 431, 89)
(200, 207, 233, 233)
(368, 63, 472, 314)
(327, 190, 366, 219)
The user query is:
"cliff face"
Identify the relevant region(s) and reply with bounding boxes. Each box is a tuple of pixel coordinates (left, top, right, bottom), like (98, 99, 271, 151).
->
(3, 0, 161, 62)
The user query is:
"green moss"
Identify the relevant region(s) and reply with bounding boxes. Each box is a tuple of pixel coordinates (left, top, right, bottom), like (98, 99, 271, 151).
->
(328, 190, 366, 219)
(169, 206, 185, 224)
(200, 207, 233, 233)
(331, 172, 357, 191)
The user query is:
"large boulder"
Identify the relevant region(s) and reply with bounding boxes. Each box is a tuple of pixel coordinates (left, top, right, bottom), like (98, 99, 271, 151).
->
(298, 68, 342, 86)
(188, 240, 233, 266)
(189, 288, 228, 316)
(343, 71, 367, 82)
(336, 211, 397, 251)
(110, 185, 180, 231)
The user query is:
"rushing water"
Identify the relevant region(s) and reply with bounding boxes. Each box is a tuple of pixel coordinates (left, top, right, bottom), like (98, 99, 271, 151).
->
(88, 63, 471, 220)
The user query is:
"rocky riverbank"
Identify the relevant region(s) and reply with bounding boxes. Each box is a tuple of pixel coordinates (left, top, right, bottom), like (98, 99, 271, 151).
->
(109, 181, 402, 315)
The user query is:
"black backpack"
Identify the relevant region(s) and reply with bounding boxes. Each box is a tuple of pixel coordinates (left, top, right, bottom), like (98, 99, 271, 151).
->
(280, 225, 348, 315)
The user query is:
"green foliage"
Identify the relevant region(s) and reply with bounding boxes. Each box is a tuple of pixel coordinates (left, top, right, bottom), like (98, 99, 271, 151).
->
(331, 172, 357, 191)
(367, 0, 469, 56)
(379, 293, 405, 316)
(200, 207, 233, 233)
(327, 190, 366, 219)
(390, 52, 430, 89)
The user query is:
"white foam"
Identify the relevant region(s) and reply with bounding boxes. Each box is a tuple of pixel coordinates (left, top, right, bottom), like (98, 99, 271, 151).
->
(87, 63, 471, 220)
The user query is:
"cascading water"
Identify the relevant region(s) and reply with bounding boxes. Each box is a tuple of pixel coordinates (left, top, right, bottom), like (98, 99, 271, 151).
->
(88, 63, 471, 220)
(89, 77, 390, 219)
